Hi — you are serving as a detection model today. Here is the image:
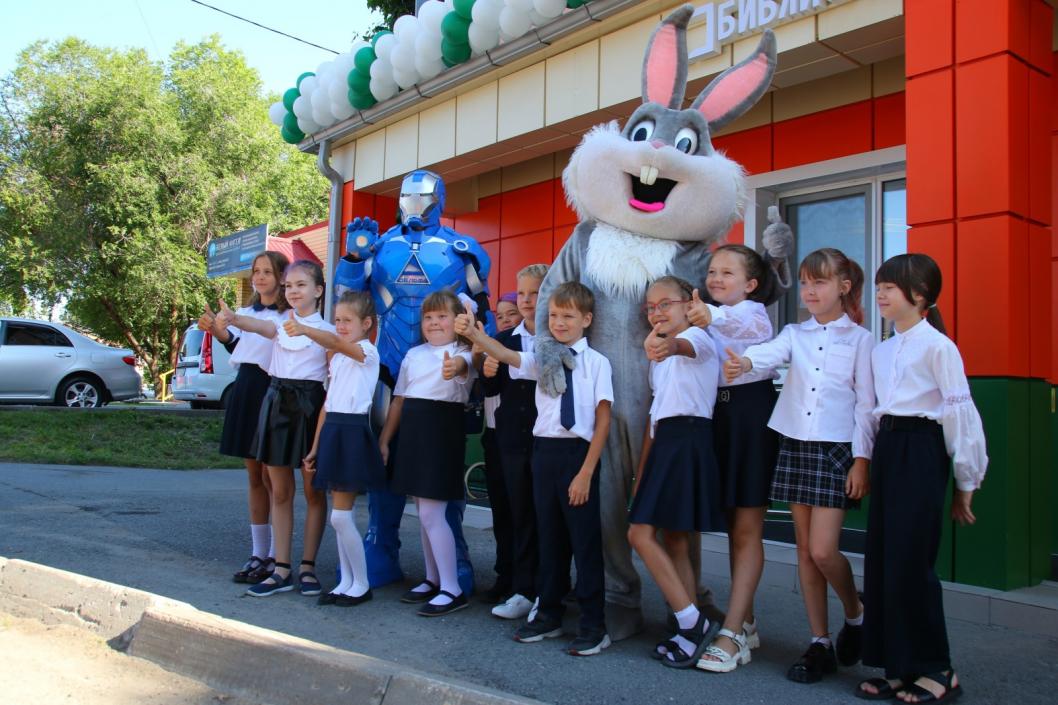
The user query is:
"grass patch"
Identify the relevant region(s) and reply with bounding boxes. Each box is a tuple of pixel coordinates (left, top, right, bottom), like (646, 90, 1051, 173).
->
(0, 410, 244, 469)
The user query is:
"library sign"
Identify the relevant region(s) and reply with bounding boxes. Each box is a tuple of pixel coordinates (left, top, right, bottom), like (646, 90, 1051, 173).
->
(689, 0, 851, 60)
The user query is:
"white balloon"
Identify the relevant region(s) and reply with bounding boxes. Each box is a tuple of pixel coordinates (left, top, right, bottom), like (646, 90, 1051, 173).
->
(533, 0, 565, 18)
(472, 0, 502, 29)
(331, 100, 356, 120)
(328, 76, 347, 102)
(374, 33, 396, 62)
(499, 7, 532, 38)
(369, 77, 399, 102)
(296, 115, 320, 134)
(390, 40, 417, 72)
(298, 75, 318, 97)
(268, 101, 287, 126)
(468, 23, 501, 54)
(315, 60, 334, 78)
(415, 53, 445, 79)
(333, 51, 356, 76)
(529, 9, 549, 26)
(292, 95, 310, 118)
(417, 1, 447, 34)
(370, 58, 393, 81)
(506, 0, 534, 12)
(393, 67, 419, 89)
(415, 31, 443, 60)
(312, 101, 334, 127)
(350, 39, 370, 54)
(393, 14, 418, 40)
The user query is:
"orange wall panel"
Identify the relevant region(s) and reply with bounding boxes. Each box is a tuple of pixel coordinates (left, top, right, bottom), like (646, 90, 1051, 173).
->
(907, 222, 957, 341)
(872, 92, 905, 149)
(955, 0, 1031, 65)
(1053, 136, 1058, 258)
(955, 56, 1028, 219)
(454, 193, 501, 243)
(906, 0, 953, 77)
(499, 229, 554, 295)
(1029, 1, 1054, 73)
(481, 239, 500, 307)
(1028, 224, 1052, 379)
(773, 101, 872, 170)
(341, 182, 355, 227)
(501, 181, 555, 238)
(1052, 259, 1058, 383)
(713, 124, 773, 175)
(374, 196, 398, 232)
(554, 178, 579, 227)
(725, 221, 744, 245)
(553, 224, 576, 259)
(1028, 70, 1052, 225)
(955, 215, 1030, 376)
(906, 71, 955, 225)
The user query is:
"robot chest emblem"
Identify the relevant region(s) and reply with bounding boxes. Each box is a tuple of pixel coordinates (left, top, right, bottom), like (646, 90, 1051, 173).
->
(395, 252, 431, 285)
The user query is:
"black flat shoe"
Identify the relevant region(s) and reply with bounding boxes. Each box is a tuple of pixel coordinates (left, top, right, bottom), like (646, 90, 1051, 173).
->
(417, 590, 468, 617)
(837, 621, 863, 666)
(787, 642, 837, 683)
(317, 592, 340, 606)
(336, 590, 373, 607)
(400, 580, 440, 604)
(233, 556, 264, 583)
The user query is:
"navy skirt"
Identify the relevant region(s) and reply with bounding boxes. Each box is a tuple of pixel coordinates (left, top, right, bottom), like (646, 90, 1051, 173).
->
(713, 380, 780, 508)
(629, 416, 726, 533)
(219, 363, 271, 459)
(389, 398, 466, 501)
(253, 377, 325, 470)
(312, 412, 386, 494)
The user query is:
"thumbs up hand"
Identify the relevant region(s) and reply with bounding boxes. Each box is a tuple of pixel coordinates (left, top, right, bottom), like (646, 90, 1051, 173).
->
(282, 310, 305, 338)
(483, 354, 500, 378)
(441, 350, 462, 380)
(197, 303, 216, 332)
(454, 302, 477, 339)
(686, 288, 712, 328)
(722, 347, 750, 383)
(215, 299, 235, 326)
(644, 322, 675, 362)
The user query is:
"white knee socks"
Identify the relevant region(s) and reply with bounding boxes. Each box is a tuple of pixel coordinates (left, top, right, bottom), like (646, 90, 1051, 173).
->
(329, 509, 369, 597)
(417, 498, 459, 605)
(250, 523, 270, 559)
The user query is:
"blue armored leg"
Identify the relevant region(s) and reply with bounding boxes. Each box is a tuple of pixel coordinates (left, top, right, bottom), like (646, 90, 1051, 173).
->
(446, 500, 475, 597)
(365, 489, 406, 588)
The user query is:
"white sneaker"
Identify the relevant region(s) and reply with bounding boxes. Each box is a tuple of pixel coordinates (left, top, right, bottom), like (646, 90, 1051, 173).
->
(492, 593, 534, 619)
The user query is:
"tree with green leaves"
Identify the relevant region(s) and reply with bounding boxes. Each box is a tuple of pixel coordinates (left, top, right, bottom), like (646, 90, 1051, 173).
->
(364, 0, 417, 38)
(0, 36, 328, 393)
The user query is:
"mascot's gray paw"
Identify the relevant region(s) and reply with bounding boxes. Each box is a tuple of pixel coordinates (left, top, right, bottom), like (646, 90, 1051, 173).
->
(762, 205, 793, 260)
(536, 336, 574, 398)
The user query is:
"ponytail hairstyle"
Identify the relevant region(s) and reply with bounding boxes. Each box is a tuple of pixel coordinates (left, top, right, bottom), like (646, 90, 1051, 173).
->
(285, 260, 325, 312)
(875, 253, 947, 336)
(799, 248, 865, 324)
(249, 251, 291, 313)
(336, 290, 377, 334)
(421, 289, 471, 348)
(712, 244, 770, 303)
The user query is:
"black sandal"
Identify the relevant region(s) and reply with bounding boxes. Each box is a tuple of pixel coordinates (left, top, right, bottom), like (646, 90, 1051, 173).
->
(896, 671, 962, 704)
(246, 557, 275, 584)
(400, 580, 440, 604)
(661, 612, 720, 669)
(298, 560, 322, 596)
(856, 677, 907, 700)
(651, 639, 678, 661)
(233, 556, 263, 583)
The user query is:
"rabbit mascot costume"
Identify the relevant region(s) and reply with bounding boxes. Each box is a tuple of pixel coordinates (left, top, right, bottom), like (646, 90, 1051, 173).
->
(533, 5, 793, 641)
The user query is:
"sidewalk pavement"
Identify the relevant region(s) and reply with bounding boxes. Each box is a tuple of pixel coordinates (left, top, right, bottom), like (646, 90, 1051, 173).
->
(0, 462, 1056, 705)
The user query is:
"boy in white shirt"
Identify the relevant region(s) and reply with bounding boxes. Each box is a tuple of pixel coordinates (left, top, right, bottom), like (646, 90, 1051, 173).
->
(457, 281, 614, 656)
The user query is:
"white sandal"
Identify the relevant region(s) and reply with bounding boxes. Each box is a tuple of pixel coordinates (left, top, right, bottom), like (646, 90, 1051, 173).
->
(696, 629, 751, 673)
(743, 618, 760, 650)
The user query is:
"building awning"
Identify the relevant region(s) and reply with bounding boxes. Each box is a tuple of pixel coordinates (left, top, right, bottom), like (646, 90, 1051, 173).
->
(267, 236, 322, 266)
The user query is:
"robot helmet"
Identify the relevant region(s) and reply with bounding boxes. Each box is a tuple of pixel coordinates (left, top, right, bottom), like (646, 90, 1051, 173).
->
(399, 170, 445, 230)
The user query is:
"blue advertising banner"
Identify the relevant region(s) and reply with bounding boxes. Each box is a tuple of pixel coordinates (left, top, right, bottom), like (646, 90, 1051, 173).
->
(206, 224, 268, 278)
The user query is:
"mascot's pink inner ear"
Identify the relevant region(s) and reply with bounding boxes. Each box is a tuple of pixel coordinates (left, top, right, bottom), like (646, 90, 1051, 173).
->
(645, 24, 680, 107)
(697, 53, 770, 124)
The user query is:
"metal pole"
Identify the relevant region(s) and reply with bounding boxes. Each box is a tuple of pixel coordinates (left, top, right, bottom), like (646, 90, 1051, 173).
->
(316, 138, 343, 323)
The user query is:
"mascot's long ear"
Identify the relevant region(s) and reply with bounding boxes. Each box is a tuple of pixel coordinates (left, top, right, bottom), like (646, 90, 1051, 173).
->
(642, 4, 694, 110)
(691, 29, 777, 132)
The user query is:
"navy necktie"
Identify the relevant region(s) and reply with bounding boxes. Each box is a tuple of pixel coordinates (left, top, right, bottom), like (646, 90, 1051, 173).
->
(560, 348, 578, 430)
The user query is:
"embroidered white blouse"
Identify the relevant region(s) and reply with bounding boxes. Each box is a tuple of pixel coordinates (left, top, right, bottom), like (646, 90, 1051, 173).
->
(744, 313, 876, 459)
(872, 319, 988, 491)
(705, 300, 778, 387)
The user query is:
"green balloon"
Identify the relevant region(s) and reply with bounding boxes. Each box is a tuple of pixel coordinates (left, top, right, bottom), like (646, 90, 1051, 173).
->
(371, 30, 392, 48)
(453, 0, 475, 20)
(282, 111, 300, 134)
(354, 46, 377, 75)
(347, 69, 371, 94)
(348, 88, 376, 110)
(295, 71, 314, 88)
(566, 0, 587, 7)
(441, 38, 471, 66)
(282, 87, 300, 111)
(441, 11, 471, 45)
(280, 124, 305, 144)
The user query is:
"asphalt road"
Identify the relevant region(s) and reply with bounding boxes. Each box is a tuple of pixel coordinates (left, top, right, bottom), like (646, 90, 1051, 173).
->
(1, 462, 1055, 705)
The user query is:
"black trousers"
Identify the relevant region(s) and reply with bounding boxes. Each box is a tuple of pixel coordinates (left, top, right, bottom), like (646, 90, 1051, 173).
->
(482, 427, 513, 591)
(501, 449, 539, 599)
(862, 417, 953, 678)
(532, 437, 604, 633)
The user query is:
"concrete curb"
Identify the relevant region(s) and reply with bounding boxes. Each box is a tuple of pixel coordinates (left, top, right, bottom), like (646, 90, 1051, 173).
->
(0, 557, 542, 705)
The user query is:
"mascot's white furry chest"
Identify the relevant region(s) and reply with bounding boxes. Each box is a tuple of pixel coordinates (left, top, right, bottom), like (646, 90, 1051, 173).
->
(585, 224, 680, 301)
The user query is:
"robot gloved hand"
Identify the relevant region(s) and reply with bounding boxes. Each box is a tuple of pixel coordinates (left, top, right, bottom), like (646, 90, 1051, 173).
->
(345, 217, 379, 260)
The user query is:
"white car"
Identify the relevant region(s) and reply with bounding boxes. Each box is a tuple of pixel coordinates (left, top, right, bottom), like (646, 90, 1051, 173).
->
(171, 323, 237, 409)
(0, 317, 142, 408)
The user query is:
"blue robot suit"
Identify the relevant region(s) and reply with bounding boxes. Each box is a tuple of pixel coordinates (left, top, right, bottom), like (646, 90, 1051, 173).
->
(334, 170, 492, 594)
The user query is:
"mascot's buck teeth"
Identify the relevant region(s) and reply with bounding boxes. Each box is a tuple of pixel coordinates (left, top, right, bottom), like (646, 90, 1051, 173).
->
(585, 224, 680, 300)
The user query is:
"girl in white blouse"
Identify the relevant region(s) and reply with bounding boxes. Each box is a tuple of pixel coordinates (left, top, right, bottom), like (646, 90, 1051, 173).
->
(378, 290, 476, 617)
(857, 254, 986, 703)
(294, 291, 386, 607)
(725, 248, 875, 684)
(217, 260, 334, 599)
(688, 244, 779, 672)
(198, 250, 288, 585)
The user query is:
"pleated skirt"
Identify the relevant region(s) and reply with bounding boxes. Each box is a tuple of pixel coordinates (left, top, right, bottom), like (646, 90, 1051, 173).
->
(253, 377, 325, 470)
(218, 363, 271, 459)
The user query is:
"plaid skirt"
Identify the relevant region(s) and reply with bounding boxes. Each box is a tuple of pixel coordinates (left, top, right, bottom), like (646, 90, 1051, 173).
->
(769, 436, 859, 509)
